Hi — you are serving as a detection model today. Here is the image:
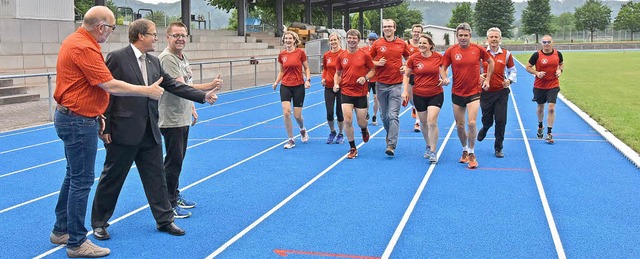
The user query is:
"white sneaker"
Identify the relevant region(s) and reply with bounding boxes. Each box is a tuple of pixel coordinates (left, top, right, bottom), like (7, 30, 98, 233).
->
(283, 139, 295, 149)
(66, 239, 110, 258)
(300, 128, 309, 143)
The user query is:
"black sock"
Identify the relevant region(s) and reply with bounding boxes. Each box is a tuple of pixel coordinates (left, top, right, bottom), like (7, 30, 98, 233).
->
(331, 130, 336, 134)
(547, 127, 552, 134)
(349, 140, 356, 148)
(538, 122, 543, 128)
(361, 128, 368, 134)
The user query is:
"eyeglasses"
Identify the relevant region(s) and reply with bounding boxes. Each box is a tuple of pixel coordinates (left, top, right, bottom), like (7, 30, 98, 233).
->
(542, 40, 552, 44)
(102, 24, 116, 31)
(144, 32, 158, 38)
(169, 34, 189, 39)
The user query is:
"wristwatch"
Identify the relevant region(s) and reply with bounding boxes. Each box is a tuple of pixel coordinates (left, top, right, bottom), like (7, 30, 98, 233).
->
(364, 76, 370, 82)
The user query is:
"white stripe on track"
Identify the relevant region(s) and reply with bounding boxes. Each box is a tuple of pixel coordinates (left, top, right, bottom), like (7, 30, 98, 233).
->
(0, 139, 60, 155)
(381, 120, 456, 258)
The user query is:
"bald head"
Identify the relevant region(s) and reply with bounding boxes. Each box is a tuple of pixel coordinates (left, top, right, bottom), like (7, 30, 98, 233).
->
(83, 6, 115, 31)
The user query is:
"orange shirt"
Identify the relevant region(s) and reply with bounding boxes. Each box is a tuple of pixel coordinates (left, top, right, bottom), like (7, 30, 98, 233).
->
(406, 51, 444, 97)
(369, 37, 410, 84)
(359, 46, 378, 82)
(442, 43, 493, 97)
(335, 49, 375, 97)
(278, 48, 307, 87)
(530, 49, 562, 89)
(483, 47, 515, 92)
(321, 49, 344, 89)
(406, 40, 420, 56)
(54, 27, 114, 117)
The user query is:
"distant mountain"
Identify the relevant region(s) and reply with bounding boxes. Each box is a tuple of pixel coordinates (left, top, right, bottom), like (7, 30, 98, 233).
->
(110, 0, 230, 29)
(408, 0, 631, 27)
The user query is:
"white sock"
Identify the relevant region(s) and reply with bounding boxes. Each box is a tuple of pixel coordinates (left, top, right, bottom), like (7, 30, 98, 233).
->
(463, 146, 469, 152)
(469, 148, 475, 154)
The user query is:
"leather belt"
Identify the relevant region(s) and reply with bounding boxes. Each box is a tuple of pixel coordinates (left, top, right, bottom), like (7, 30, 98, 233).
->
(56, 104, 101, 120)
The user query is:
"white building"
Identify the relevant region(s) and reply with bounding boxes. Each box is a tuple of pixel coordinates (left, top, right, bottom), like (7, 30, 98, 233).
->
(422, 24, 456, 47)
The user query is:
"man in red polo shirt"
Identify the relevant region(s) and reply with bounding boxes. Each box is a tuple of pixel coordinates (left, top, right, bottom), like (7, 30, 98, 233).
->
(440, 22, 494, 169)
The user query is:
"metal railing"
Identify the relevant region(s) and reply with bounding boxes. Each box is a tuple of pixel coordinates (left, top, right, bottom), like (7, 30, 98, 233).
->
(190, 56, 280, 90)
(0, 72, 56, 120)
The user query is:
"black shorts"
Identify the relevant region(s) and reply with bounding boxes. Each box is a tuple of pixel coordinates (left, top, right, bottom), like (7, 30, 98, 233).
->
(533, 87, 560, 104)
(341, 94, 369, 109)
(368, 82, 377, 94)
(413, 92, 444, 112)
(451, 93, 481, 107)
(409, 74, 415, 85)
(280, 84, 305, 107)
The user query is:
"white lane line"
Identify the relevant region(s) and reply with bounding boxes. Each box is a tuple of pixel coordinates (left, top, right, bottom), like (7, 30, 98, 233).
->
(381, 120, 456, 259)
(0, 125, 53, 138)
(204, 122, 390, 259)
(34, 105, 328, 258)
(510, 85, 566, 258)
(0, 139, 60, 155)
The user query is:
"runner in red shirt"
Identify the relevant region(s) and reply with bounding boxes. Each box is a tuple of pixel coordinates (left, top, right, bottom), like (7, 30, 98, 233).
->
(334, 29, 376, 159)
(440, 22, 494, 169)
(525, 34, 564, 144)
(321, 33, 345, 144)
(406, 24, 424, 132)
(369, 19, 411, 156)
(272, 31, 312, 149)
(477, 27, 517, 158)
(361, 32, 380, 126)
(402, 35, 445, 164)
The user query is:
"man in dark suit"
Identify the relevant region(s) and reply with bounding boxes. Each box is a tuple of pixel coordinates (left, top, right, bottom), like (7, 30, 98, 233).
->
(90, 18, 220, 239)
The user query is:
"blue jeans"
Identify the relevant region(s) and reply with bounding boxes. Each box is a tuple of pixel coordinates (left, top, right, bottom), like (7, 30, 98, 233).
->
(52, 110, 99, 248)
(376, 82, 403, 148)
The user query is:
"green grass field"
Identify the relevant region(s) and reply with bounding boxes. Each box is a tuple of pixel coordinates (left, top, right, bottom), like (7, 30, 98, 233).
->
(514, 51, 640, 154)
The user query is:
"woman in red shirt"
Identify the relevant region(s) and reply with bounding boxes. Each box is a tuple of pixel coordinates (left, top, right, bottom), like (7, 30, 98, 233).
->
(402, 35, 444, 163)
(321, 33, 345, 144)
(272, 31, 312, 149)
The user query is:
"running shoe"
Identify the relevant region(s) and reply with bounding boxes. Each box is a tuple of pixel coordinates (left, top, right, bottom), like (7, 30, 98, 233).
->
(326, 131, 337, 144)
(537, 126, 544, 139)
(300, 128, 309, 143)
(459, 150, 469, 163)
(423, 146, 432, 158)
(371, 115, 378, 126)
(428, 152, 437, 163)
(362, 128, 370, 143)
(366, 112, 370, 120)
(413, 122, 420, 132)
(347, 148, 358, 159)
(545, 133, 554, 144)
(172, 206, 192, 219)
(495, 150, 504, 158)
(467, 153, 478, 169)
(177, 194, 196, 209)
(385, 146, 395, 156)
(283, 139, 295, 149)
(477, 127, 487, 142)
(411, 107, 417, 118)
(334, 133, 344, 144)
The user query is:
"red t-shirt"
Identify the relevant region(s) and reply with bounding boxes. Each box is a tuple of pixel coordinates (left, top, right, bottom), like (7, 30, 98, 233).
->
(335, 49, 375, 97)
(359, 46, 378, 82)
(406, 40, 420, 56)
(278, 48, 307, 87)
(369, 37, 410, 84)
(482, 47, 514, 92)
(442, 43, 493, 97)
(530, 49, 562, 89)
(322, 49, 344, 89)
(406, 51, 444, 97)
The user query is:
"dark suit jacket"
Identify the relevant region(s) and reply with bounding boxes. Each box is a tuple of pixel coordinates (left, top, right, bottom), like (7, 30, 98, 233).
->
(103, 45, 206, 145)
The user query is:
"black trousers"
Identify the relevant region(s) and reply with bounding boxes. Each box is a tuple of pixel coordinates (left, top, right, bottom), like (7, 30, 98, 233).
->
(160, 126, 190, 208)
(92, 123, 173, 229)
(480, 88, 510, 151)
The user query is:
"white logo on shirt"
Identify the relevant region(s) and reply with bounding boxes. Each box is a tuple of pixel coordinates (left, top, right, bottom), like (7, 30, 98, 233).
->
(283, 57, 288, 63)
(455, 53, 462, 60)
(380, 46, 387, 52)
(342, 58, 349, 64)
(541, 58, 548, 64)
(327, 57, 332, 64)
(416, 62, 424, 70)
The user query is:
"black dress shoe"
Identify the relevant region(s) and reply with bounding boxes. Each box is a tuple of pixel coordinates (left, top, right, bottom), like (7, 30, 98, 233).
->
(93, 227, 110, 240)
(495, 150, 504, 158)
(157, 223, 185, 236)
(477, 127, 487, 142)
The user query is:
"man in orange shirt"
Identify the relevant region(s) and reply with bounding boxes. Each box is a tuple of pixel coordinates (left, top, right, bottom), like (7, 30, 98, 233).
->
(525, 35, 564, 144)
(477, 27, 517, 158)
(370, 19, 411, 156)
(440, 22, 494, 169)
(50, 6, 164, 258)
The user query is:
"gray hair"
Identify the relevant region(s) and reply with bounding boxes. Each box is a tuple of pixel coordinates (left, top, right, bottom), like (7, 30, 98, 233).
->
(456, 22, 472, 34)
(486, 27, 502, 37)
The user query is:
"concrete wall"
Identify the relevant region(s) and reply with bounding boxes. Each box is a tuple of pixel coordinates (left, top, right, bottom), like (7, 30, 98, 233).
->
(0, 0, 73, 20)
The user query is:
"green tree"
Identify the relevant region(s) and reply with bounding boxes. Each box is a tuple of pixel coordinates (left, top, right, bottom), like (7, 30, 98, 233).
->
(473, 0, 515, 38)
(550, 12, 576, 40)
(575, 0, 612, 42)
(350, 13, 371, 30)
(613, 1, 640, 41)
(521, 0, 552, 43)
(144, 10, 178, 28)
(74, 0, 117, 17)
(447, 3, 474, 29)
(378, 2, 423, 38)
